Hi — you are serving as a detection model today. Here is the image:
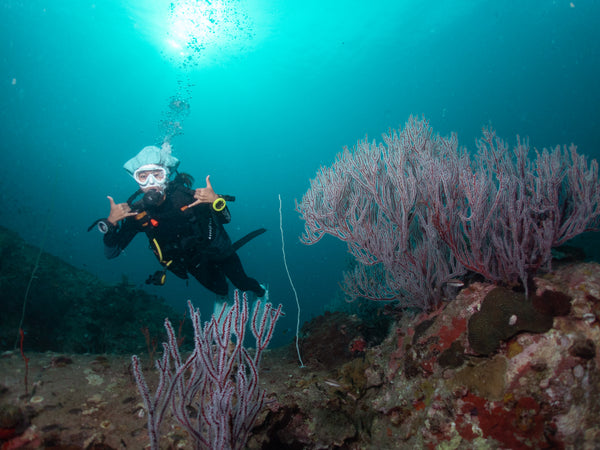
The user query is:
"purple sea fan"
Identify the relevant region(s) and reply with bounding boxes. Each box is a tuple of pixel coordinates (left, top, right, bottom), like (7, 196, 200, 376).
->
(132, 290, 282, 450)
(298, 115, 600, 304)
(429, 128, 600, 295)
(297, 116, 466, 310)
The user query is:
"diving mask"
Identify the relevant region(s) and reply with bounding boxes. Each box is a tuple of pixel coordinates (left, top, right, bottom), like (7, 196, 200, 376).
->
(133, 164, 168, 188)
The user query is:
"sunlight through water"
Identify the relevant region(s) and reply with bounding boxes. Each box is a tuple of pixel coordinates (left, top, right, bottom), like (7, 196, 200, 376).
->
(124, 0, 266, 143)
(128, 0, 258, 69)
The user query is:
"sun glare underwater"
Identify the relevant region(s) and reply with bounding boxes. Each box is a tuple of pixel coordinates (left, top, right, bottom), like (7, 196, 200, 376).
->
(128, 0, 263, 69)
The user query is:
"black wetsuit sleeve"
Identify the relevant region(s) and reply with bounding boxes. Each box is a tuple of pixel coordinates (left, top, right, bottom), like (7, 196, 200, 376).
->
(216, 204, 231, 224)
(103, 219, 138, 259)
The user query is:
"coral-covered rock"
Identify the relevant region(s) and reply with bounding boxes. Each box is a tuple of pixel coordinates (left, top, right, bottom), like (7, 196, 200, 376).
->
(0, 404, 29, 442)
(299, 311, 366, 369)
(569, 336, 596, 359)
(532, 289, 572, 317)
(451, 355, 508, 401)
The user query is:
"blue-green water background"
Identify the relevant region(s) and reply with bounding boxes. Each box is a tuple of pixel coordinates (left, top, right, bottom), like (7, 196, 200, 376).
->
(1, 0, 599, 346)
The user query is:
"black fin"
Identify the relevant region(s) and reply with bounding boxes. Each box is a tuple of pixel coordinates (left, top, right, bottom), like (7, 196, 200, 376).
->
(232, 228, 267, 251)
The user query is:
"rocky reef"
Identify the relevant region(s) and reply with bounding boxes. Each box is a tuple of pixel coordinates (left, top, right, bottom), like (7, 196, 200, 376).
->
(0, 225, 186, 354)
(250, 262, 600, 449)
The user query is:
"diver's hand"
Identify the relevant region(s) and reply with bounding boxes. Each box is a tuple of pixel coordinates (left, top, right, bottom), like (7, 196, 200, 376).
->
(186, 175, 219, 209)
(107, 196, 137, 225)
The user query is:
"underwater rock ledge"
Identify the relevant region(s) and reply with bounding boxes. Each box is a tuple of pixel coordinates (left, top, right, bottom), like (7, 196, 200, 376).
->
(0, 225, 182, 354)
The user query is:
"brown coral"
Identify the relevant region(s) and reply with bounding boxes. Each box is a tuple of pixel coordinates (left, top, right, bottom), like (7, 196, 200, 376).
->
(468, 287, 553, 355)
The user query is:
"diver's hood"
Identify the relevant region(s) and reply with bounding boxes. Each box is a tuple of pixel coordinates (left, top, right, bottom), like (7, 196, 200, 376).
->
(123, 144, 180, 176)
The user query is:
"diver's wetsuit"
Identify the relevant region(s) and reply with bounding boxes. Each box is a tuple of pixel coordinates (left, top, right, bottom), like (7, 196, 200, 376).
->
(103, 183, 265, 297)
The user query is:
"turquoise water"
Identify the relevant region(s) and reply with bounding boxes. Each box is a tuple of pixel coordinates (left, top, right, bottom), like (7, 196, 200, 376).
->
(1, 0, 599, 345)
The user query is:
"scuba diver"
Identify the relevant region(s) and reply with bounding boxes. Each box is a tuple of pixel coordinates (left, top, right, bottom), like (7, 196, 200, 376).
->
(94, 142, 266, 300)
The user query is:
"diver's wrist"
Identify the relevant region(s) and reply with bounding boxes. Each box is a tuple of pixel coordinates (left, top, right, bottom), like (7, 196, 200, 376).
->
(212, 196, 227, 212)
(97, 219, 117, 234)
